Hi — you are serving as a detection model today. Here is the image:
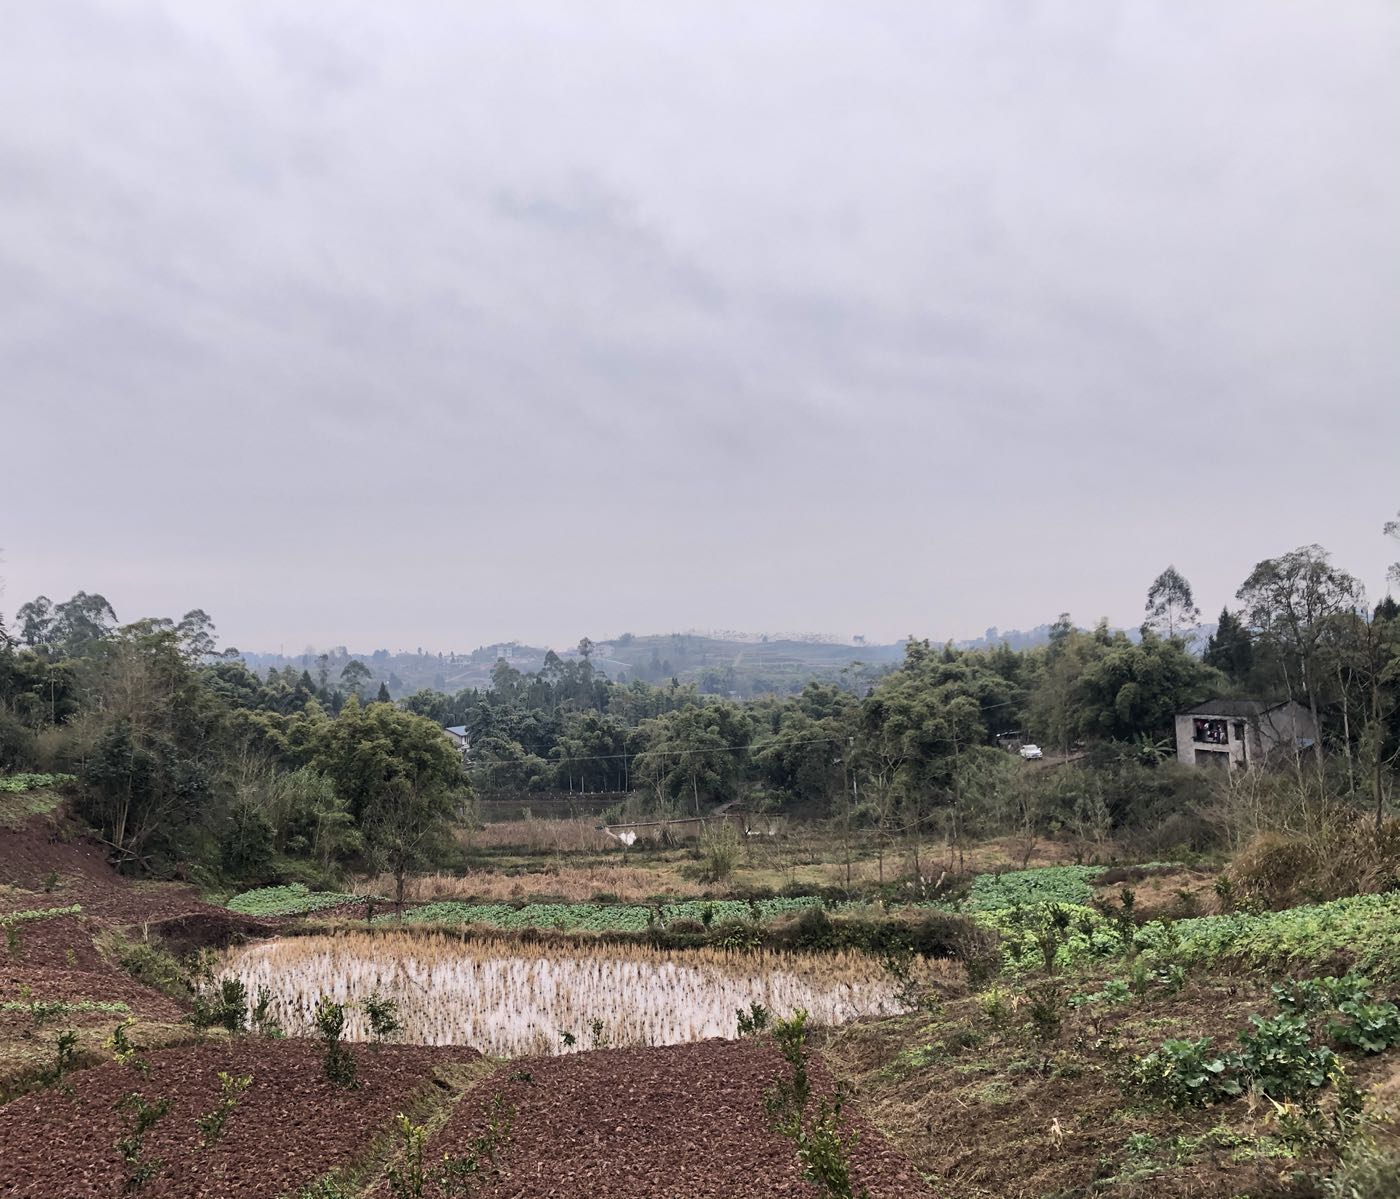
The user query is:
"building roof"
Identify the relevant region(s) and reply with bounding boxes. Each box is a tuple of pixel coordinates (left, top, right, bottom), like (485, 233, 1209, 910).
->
(1178, 699, 1291, 717)
(443, 725, 468, 737)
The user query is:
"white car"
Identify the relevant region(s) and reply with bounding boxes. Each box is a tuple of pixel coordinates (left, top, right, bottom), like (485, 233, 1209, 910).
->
(1019, 744, 1043, 760)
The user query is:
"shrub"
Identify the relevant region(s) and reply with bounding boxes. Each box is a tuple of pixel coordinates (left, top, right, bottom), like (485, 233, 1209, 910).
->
(737, 1001, 771, 1037)
(292, 1181, 353, 1199)
(364, 992, 402, 1044)
(1236, 1013, 1340, 1100)
(699, 822, 742, 884)
(385, 1114, 427, 1199)
(1025, 981, 1065, 1051)
(434, 1094, 515, 1197)
(107, 1019, 148, 1074)
(792, 907, 835, 951)
(107, 934, 189, 1002)
(251, 986, 283, 1038)
(1327, 1000, 1400, 1055)
(1228, 813, 1400, 910)
(49, 1028, 80, 1084)
(1134, 1037, 1241, 1109)
(763, 1011, 869, 1199)
(197, 1072, 251, 1147)
(217, 978, 248, 1035)
(314, 998, 357, 1088)
(1324, 1125, 1400, 1199)
(115, 1091, 172, 1192)
(979, 987, 1013, 1029)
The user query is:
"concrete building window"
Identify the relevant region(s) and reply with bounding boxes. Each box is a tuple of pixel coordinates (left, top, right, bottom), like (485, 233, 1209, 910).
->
(1193, 718, 1228, 745)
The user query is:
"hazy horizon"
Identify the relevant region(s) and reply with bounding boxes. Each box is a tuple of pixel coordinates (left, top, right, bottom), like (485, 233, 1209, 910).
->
(4, 2, 1398, 652)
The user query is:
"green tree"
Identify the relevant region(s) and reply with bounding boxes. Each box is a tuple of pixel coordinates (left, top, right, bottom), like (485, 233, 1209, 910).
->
(339, 660, 372, 700)
(1071, 632, 1220, 743)
(176, 609, 223, 661)
(1237, 545, 1363, 749)
(50, 591, 118, 655)
(1203, 608, 1255, 682)
(1143, 566, 1200, 639)
(14, 595, 55, 649)
(310, 697, 464, 826)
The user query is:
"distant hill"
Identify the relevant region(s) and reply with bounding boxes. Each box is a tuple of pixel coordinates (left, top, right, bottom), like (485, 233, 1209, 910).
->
(238, 633, 905, 699)
(238, 620, 1199, 700)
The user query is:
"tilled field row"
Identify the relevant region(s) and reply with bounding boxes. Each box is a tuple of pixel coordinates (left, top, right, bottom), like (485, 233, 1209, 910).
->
(0, 1038, 934, 1199)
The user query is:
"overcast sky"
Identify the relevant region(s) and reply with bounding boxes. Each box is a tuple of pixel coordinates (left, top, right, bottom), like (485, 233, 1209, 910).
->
(2, 1, 1398, 654)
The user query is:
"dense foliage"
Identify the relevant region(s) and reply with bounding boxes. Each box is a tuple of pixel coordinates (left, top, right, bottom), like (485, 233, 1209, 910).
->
(3, 524, 1398, 886)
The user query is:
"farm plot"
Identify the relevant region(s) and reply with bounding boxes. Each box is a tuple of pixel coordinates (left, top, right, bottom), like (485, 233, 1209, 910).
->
(226, 883, 364, 917)
(0, 1040, 476, 1199)
(217, 932, 918, 1056)
(376, 896, 834, 931)
(418, 1039, 936, 1199)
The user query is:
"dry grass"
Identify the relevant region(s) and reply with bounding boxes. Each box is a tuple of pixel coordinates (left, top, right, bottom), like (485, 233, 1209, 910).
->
(354, 865, 710, 905)
(217, 932, 942, 1057)
(406, 828, 1095, 905)
(458, 819, 616, 854)
(1228, 809, 1400, 908)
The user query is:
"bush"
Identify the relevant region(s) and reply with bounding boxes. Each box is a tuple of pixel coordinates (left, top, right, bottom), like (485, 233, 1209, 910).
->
(699, 822, 742, 884)
(1324, 1126, 1400, 1199)
(792, 907, 835, 951)
(108, 935, 190, 1002)
(1328, 1001, 1400, 1055)
(1237, 1013, 1340, 1099)
(1229, 813, 1400, 910)
(1134, 1037, 1241, 1109)
(314, 998, 357, 1088)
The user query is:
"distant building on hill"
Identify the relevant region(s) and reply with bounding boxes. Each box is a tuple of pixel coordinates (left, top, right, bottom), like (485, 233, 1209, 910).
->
(443, 725, 471, 756)
(1174, 699, 1318, 771)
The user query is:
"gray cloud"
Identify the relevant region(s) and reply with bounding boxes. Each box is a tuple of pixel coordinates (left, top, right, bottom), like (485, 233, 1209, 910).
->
(2, 0, 1398, 651)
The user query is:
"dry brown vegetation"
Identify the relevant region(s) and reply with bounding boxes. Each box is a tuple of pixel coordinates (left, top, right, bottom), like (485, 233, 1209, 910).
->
(458, 818, 617, 853)
(216, 931, 954, 1056)
(354, 864, 710, 904)
(1227, 809, 1400, 908)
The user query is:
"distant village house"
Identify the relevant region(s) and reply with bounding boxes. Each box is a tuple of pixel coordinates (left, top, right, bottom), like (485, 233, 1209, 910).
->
(1174, 699, 1318, 771)
(443, 725, 471, 757)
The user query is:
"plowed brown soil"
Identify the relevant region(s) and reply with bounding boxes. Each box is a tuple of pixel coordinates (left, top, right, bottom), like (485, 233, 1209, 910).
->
(0, 1040, 475, 1199)
(0, 814, 274, 1094)
(426, 1040, 935, 1199)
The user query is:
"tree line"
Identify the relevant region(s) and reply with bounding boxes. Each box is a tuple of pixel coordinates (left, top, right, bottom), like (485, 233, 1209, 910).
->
(1, 520, 1397, 887)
